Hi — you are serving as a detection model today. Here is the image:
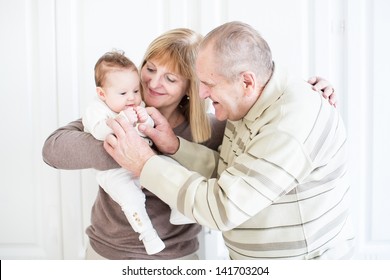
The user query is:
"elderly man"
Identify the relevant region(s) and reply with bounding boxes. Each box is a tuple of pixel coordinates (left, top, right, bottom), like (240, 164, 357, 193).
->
(104, 21, 354, 260)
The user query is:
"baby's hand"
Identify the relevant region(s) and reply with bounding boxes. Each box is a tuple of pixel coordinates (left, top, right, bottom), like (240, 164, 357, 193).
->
(135, 106, 149, 123)
(119, 107, 137, 125)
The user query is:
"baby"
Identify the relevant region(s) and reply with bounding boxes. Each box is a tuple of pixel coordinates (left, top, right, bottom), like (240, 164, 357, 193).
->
(83, 50, 192, 255)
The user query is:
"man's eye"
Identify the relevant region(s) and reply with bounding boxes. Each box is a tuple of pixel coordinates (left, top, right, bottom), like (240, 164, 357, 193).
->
(202, 81, 214, 88)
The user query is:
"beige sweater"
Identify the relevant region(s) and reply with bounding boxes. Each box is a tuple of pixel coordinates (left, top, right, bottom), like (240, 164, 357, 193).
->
(139, 64, 355, 259)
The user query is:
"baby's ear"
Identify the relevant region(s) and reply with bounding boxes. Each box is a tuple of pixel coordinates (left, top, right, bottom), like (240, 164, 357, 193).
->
(96, 87, 106, 101)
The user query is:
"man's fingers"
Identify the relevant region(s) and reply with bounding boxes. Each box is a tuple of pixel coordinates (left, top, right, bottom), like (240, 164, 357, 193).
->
(121, 108, 137, 124)
(108, 115, 136, 137)
(107, 116, 141, 147)
(107, 118, 125, 138)
(103, 134, 117, 157)
(116, 115, 135, 133)
(105, 133, 117, 147)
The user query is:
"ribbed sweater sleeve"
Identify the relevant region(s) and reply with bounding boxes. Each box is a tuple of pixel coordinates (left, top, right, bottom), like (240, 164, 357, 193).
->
(42, 119, 119, 171)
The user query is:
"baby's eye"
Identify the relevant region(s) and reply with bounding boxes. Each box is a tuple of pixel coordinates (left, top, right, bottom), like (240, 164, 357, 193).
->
(120, 92, 127, 96)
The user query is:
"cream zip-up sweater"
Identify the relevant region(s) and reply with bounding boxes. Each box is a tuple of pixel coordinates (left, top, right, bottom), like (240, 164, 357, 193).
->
(140, 63, 355, 259)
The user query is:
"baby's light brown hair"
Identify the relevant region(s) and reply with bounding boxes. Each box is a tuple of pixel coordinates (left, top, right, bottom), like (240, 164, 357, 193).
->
(94, 50, 138, 87)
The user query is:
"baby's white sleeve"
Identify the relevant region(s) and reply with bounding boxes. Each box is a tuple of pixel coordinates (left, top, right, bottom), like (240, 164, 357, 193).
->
(83, 101, 114, 141)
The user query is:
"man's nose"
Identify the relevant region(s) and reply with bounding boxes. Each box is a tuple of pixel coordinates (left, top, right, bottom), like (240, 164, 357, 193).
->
(199, 84, 209, 99)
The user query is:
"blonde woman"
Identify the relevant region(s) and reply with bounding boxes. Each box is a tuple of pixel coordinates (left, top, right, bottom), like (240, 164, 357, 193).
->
(43, 29, 224, 260)
(42, 28, 335, 260)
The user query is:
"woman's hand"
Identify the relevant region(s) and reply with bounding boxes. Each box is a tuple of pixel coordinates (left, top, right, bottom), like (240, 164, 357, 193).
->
(135, 106, 149, 123)
(308, 76, 337, 107)
(137, 107, 180, 155)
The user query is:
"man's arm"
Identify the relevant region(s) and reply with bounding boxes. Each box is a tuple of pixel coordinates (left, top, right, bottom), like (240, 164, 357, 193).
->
(104, 115, 273, 231)
(139, 155, 225, 230)
(171, 136, 219, 179)
(104, 107, 219, 177)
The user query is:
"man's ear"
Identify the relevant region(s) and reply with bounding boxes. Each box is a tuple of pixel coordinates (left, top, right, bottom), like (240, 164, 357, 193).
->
(96, 87, 106, 101)
(241, 71, 256, 96)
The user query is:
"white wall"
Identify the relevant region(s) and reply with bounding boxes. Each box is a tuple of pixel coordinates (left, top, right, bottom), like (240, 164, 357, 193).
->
(345, 0, 390, 259)
(0, 0, 389, 259)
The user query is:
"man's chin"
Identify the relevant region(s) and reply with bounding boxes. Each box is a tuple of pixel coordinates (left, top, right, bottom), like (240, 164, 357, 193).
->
(214, 112, 228, 122)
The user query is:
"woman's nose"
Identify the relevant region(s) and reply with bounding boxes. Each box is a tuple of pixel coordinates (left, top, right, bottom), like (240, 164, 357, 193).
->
(149, 74, 162, 89)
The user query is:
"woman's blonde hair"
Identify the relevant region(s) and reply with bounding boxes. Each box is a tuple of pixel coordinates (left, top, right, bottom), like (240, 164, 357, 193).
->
(140, 28, 211, 143)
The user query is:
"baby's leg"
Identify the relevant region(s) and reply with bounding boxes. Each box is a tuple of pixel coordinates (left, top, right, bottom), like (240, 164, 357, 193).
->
(96, 168, 165, 255)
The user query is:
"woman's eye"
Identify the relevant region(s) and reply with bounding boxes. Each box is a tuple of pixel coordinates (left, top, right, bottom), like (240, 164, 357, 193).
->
(167, 76, 176, 83)
(147, 67, 155, 72)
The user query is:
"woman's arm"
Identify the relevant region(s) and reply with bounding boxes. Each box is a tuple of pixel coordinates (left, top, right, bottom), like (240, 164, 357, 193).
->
(42, 119, 119, 170)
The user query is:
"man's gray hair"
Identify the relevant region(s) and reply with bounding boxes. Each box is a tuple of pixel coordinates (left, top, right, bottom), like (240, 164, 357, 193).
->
(201, 21, 273, 85)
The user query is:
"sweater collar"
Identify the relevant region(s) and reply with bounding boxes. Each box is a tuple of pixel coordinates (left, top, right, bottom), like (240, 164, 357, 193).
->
(244, 62, 288, 123)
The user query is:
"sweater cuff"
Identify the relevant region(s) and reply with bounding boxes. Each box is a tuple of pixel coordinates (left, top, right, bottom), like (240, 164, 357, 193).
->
(171, 137, 192, 162)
